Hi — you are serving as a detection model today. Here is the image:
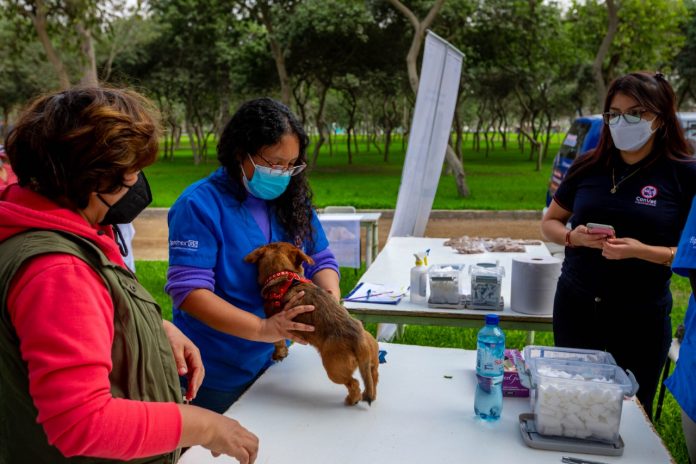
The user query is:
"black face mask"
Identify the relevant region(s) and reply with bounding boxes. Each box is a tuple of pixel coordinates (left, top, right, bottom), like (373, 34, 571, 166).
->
(98, 172, 152, 226)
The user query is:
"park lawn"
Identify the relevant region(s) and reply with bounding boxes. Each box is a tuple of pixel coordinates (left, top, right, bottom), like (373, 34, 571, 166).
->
(144, 134, 559, 210)
(136, 260, 692, 463)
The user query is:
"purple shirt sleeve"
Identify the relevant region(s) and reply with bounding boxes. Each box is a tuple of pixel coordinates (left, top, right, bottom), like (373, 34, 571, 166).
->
(165, 265, 215, 308)
(304, 247, 340, 279)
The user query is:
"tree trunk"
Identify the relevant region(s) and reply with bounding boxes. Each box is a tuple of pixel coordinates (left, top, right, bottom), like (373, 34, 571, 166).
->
(384, 127, 393, 162)
(387, 0, 445, 94)
(483, 130, 490, 158)
(292, 79, 310, 126)
(185, 118, 200, 165)
(75, 21, 98, 87)
(543, 112, 553, 163)
(311, 84, 329, 167)
(29, 0, 70, 89)
(454, 110, 463, 159)
(259, 2, 291, 106)
(592, 0, 618, 109)
(445, 145, 469, 196)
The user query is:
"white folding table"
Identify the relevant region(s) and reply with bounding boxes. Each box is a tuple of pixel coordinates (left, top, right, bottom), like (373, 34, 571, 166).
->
(344, 236, 554, 332)
(179, 343, 673, 464)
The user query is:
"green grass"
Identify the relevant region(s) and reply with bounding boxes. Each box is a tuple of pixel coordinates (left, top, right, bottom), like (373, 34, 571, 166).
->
(144, 134, 559, 209)
(136, 260, 692, 463)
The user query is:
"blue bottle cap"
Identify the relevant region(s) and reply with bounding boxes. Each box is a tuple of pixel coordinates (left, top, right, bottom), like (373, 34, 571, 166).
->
(485, 314, 499, 325)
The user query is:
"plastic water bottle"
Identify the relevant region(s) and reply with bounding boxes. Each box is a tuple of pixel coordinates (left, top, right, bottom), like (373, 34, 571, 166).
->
(474, 314, 505, 421)
(410, 252, 428, 304)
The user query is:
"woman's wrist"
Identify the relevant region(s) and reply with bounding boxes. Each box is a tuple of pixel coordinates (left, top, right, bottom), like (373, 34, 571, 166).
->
(663, 246, 675, 266)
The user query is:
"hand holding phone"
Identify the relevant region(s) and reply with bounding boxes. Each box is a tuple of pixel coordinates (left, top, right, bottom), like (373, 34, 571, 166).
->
(586, 222, 615, 236)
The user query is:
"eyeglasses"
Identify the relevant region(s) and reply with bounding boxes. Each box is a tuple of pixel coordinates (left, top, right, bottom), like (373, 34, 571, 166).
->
(250, 153, 306, 176)
(602, 109, 651, 126)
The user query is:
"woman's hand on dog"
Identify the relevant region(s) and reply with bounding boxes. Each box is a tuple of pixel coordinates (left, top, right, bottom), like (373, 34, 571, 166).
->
(258, 290, 315, 344)
(162, 320, 204, 401)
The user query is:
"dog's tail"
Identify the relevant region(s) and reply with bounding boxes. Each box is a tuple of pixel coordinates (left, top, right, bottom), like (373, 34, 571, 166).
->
(357, 331, 379, 405)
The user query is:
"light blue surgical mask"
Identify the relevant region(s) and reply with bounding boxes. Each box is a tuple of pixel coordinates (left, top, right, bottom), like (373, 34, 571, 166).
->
(242, 155, 292, 200)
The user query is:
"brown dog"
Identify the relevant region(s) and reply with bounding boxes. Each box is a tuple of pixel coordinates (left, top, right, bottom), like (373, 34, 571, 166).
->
(245, 242, 379, 406)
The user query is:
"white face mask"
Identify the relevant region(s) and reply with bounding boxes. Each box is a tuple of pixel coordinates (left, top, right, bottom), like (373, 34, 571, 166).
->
(609, 117, 656, 152)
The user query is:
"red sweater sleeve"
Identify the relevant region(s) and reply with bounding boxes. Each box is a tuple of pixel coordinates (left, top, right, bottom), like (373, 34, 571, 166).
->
(7, 254, 182, 460)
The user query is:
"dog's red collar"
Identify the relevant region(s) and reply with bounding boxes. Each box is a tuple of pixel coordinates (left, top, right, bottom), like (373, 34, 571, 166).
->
(262, 271, 312, 309)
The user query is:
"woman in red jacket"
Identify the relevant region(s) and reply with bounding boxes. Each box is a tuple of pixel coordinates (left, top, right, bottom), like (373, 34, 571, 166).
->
(0, 87, 312, 463)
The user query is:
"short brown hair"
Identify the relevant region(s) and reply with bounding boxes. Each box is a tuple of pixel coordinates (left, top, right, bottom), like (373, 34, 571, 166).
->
(6, 87, 161, 209)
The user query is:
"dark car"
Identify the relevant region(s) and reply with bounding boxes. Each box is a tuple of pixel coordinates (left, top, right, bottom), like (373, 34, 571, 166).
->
(545, 115, 603, 206)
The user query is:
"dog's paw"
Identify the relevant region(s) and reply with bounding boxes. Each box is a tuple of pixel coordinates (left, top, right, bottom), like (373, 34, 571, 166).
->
(362, 391, 375, 405)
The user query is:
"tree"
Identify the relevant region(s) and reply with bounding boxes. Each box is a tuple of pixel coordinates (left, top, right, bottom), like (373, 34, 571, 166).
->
(674, 2, 696, 107)
(386, 0, 470, 196)
(234, 1, 302, 106)
(279, 0, 374, 166)
(568, 0, 688, 110)
(591, 0, 618, 108)
(0, 15, 55, 138)
(4, 0, 121, 88)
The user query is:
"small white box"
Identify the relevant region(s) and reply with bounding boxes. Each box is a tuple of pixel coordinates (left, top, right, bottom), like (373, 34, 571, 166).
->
(469, 262, 504, 310)
(428, 264, 466, 304)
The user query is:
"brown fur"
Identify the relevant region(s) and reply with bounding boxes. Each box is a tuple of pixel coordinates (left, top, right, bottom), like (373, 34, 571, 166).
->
(245, 242, 379, 405)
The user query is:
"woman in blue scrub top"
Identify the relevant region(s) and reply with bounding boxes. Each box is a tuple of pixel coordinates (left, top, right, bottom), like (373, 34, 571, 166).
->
(541, 72, 696, 418)
(166, 98, 341, 413)
(668, 196, 696, 462)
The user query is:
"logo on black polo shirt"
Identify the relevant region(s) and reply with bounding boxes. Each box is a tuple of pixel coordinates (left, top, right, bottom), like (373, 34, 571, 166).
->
(635, 185, 658, 207)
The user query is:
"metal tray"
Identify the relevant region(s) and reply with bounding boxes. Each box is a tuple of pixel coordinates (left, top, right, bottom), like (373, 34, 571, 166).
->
(518, 413, 624, 457)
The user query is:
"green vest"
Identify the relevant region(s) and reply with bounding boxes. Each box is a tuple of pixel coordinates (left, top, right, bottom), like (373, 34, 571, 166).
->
(0, 231, 182, 464)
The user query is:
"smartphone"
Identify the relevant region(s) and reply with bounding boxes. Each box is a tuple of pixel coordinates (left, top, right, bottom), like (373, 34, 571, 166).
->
(586, 222, 615, 236)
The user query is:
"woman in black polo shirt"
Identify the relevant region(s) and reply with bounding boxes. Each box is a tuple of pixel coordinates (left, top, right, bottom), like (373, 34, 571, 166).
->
(541, 71, 696, 418)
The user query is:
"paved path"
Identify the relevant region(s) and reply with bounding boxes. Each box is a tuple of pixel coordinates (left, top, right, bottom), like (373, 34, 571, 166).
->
(132, 208, 548, 261)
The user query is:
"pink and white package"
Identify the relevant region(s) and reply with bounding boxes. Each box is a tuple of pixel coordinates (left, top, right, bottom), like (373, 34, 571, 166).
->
(503, 348, 530, 397)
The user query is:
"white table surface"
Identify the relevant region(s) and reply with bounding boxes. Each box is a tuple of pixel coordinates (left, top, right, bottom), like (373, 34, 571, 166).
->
(180, 343, 673, 464)
(343, 237, 555, 329)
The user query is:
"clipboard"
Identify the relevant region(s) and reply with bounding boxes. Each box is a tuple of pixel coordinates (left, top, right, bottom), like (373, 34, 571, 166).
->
(343, 282, 407, 305)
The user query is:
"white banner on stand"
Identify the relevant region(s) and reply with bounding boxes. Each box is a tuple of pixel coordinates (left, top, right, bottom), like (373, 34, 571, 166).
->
(389, 31, 464, 238)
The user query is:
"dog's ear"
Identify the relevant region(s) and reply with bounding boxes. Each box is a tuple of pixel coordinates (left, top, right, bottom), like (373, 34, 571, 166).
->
(244, 248, 265, 264)
(293, 248, 315, 267)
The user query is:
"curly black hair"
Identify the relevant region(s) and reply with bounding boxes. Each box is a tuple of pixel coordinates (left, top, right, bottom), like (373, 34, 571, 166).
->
(217, 97, 314, 247)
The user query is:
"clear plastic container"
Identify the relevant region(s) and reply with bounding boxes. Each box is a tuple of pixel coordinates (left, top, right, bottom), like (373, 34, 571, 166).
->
(428, 264, 465, 304)
(528, 358, 635, 444)
(469, 262, 504, 310)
